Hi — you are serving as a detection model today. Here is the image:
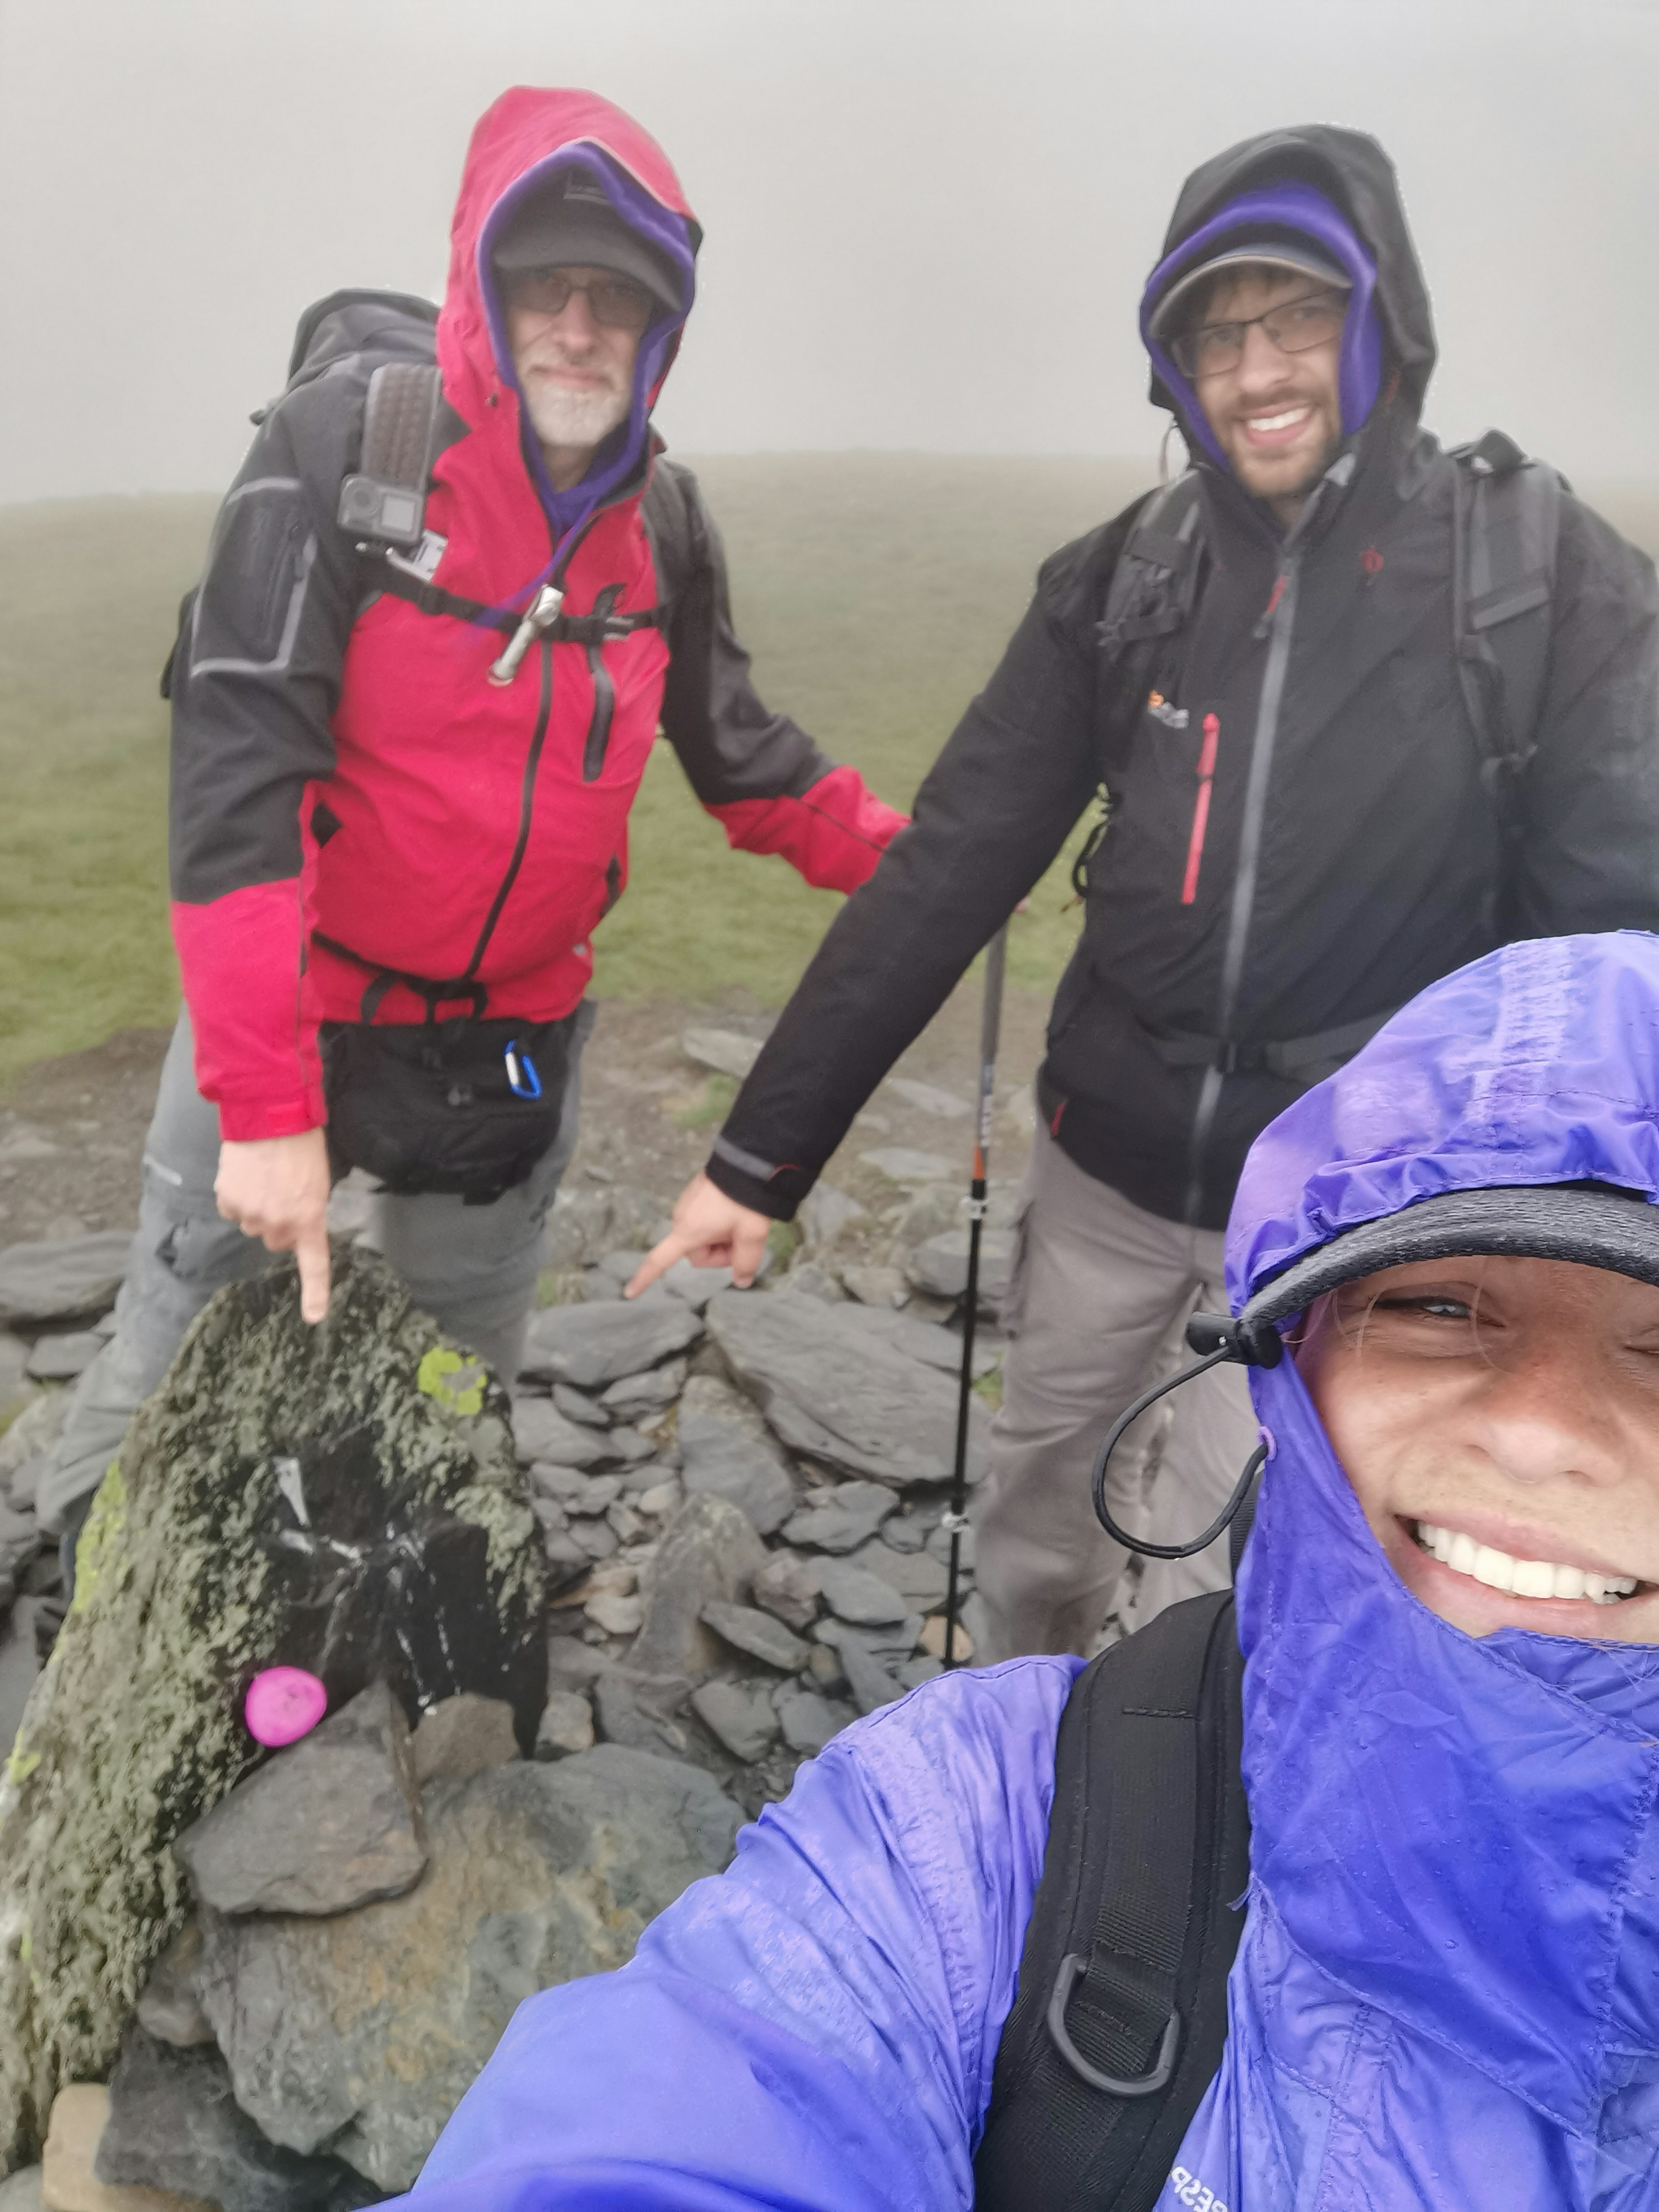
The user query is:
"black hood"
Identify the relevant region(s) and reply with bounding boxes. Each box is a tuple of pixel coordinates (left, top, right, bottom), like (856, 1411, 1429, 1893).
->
(1149, 124, 1436, 425)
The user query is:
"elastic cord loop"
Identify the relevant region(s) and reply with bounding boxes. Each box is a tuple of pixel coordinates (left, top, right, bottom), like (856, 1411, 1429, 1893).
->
(1089, 1343, 1269, 1559)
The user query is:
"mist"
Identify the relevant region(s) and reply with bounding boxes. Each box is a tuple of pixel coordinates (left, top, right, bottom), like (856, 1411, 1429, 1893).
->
(2, 0, 1656, 504)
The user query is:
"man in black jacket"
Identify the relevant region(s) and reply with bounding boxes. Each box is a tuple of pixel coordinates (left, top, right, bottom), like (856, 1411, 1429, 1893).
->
(632, 124, 1659, 1659)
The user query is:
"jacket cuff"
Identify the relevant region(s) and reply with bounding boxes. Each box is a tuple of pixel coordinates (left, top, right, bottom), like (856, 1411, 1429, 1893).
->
(215, 1092, 326, 1144)
(705, 1138, 815, 1222)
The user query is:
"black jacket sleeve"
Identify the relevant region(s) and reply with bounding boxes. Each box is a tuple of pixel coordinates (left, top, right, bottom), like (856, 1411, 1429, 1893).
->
(168, 363, 370, 905)
(1512, 493, 1659, 936)
(704, 524, 1124, 1219)
(644, 458, 837, 804)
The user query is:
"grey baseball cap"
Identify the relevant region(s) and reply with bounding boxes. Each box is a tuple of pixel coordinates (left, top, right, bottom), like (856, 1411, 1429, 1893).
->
(1239, 1183, 1659, 1336)
(493, 168, 682, 315)
(1147, 235, 1350, 342)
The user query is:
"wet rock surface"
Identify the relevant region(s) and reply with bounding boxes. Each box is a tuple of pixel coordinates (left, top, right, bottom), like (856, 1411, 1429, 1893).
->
(196, 1748, 739, 2192)
(174, 1684, 427, 1920)
(0, 1026, 1033, 2196)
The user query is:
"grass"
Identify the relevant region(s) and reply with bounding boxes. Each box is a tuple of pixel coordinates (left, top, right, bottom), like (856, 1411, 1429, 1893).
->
(5, 459, 1656, 1091)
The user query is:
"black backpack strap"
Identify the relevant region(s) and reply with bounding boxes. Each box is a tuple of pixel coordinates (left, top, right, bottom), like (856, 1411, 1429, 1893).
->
(337, 360, 447, 549)
(1097, 474, 1207, 661)
(974, 1592, 1249, 2212)
(1450, 429, 1563, 841)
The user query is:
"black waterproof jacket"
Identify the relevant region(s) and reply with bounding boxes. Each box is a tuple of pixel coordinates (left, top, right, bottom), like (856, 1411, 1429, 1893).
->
(707, 126, 1659, 1230)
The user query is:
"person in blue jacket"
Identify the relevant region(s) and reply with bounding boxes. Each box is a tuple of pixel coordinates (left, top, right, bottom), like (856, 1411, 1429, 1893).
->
(404, 928, 1659, 2209)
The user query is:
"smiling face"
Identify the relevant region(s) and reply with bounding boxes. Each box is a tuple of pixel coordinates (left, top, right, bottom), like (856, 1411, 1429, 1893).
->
(1185, 265, 1346, 524)
(1295, 1255, 1659, 1643)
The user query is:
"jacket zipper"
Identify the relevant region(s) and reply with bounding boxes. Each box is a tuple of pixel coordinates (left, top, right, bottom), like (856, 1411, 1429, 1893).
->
(1180, 713, 1221, 905)
(582, 585, 623, 781)
(1180, 461, 1352, 1222)
(460, 632, 556, 977)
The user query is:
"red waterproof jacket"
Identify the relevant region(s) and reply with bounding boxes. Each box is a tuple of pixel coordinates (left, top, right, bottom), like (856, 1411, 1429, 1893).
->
(168, 87, 904, 1141)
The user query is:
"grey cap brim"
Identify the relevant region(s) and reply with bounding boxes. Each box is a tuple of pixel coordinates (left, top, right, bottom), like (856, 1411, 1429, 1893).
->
(1242, 1184, 1659, 1331)
(1148, 243, 1350, 343)
(493, 205, 682, 315)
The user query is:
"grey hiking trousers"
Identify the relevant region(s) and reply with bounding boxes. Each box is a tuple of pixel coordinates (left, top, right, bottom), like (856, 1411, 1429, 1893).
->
(37, 1004, 593, 1534)
(974, 1119, 1259, 1662)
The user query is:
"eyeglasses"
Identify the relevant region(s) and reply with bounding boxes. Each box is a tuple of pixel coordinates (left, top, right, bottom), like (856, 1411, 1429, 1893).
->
(1170, 290, 1346, 380)
(502, 268, 656, 334)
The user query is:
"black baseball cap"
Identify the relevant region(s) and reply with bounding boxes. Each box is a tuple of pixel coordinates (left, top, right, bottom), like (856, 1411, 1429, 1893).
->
(493, 168, 682, 315)
(1147, 233, 1351, 343)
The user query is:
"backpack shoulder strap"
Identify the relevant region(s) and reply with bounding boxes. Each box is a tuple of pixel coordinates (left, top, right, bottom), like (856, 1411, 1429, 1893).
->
(337, 359, 447, 551)
(1097, 472, 1207, 661)
(973, 1590, 1249, 2212)
(1450, 429, 1564, 829)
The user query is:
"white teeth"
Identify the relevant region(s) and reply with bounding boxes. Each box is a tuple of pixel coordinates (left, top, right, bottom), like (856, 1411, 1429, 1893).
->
(1247, 407, 1308, 432)
(1414, 1523, 1639, 1604)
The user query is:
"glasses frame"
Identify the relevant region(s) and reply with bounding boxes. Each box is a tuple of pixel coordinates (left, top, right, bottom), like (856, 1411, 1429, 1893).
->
(501, 267, 657, 335)
(1170, 288, 1348, 382)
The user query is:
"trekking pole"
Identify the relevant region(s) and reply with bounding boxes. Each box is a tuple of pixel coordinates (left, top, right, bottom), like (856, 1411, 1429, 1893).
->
(942, 924, 1009, 1667)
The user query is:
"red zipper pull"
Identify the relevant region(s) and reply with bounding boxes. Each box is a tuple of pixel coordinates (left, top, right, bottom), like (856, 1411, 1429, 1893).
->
(1181, 713, 1220, 906)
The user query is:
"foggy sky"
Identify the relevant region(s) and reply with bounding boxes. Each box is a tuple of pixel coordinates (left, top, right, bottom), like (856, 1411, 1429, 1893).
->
(3, 0, 1657, 504)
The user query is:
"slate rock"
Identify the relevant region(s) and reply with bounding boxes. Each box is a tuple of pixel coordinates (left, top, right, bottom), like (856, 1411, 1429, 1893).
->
(796, 1182, 865, 1248)
(0, 1390, 67, 1502)
(521, 1299, 702, 1391)
(905, 1230, 1015, 1306)
(543, 1184, 673, 1274)
(782, 1481, 897, 1555)
(775, 1262, 845, 1303)
(195, 1748, 741, 2191)
(691, 1679, 780, 1763)
(847, 1536, 950, 1609)
(0, 1331, 33, 1416)
(0, 1233, 132, 1327)
(815, 1614, 924, 1662)
(175, 1681, 428, 1918)
(835, 1303, 998, 1378)
(817, 1558, 912, 1627)
(601, 1359, 686, 1419)
(534, 1690, 594, 1758)
(751, 1550, 824, 1633)
(0, 2167, 41, 2210)
(885, 1077, 970, 1119)
(551, 1384, 610, 1429)
(410, 1692, 519, 1787)
(591, 1671, 689, 1757)
(534, 1467, 621, 1513)
(700, 1600, 810, 1674)
(857, 1148, 954, 1184)
(99, 2025, 376, 2212)
(24, 1333, 104, 1384)
(839, 1264, 908, 1309)
(0, 1244, 545, 2166)
(918, 1613, 974, 1662)
(830, 1637, 905, 1716)
(630, 1494, 766, 1677)
(927, 1521, 976, 1570)
(43, 2083, 211, 2212)
(511, 1398, 609, 1468)
(777, 1692, 856, 1757)
(593, 1249, 649, 1287)
(676, 1373, 797, 1538)
(899, 1654, 946, 1688)
(707, 1292, 991, 1490)
(0, 1502, 41, 1618)
(681, 1027, 762, 1080)
(134, 1923, 213, 2050)
(658, 1259, 733, 1313)
(598, 1424, 655, 1466)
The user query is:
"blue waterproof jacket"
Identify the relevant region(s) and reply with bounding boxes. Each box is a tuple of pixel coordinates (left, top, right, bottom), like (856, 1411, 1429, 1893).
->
(408, 931, 1659, 2208)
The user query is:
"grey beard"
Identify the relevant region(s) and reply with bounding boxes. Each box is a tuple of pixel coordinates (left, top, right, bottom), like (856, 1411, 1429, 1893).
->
(522, 377, 629, 455)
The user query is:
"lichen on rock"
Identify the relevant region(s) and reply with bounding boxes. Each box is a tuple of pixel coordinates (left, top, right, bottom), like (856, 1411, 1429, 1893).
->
(0, 1242, 544, 2171)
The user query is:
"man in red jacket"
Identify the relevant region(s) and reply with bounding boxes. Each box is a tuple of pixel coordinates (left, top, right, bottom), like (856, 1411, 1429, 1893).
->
(37, 86, 902, 1567)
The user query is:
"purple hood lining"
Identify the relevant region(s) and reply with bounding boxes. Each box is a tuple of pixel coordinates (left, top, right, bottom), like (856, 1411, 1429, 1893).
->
(1140, 181, 1384, 472)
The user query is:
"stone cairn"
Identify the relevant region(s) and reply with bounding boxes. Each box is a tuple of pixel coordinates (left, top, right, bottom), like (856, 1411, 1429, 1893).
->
(0, 1054, 1015, 2211)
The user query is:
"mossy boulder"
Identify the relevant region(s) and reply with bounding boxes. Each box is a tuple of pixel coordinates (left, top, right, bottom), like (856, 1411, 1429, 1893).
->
(0, 1243, 543, 2171)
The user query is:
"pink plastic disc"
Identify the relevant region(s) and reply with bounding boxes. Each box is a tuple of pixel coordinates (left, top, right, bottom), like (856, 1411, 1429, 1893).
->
(244, 1667, 328, 1748)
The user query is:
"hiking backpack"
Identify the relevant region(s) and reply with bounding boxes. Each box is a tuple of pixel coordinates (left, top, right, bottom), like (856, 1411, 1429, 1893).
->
(973, 1589, 1249, 2212)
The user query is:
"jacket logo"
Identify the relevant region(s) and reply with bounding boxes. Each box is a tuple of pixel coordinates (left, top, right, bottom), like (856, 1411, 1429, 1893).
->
(1169, 2166, 1228, 2212)
(1146, 690, 1190, 730)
